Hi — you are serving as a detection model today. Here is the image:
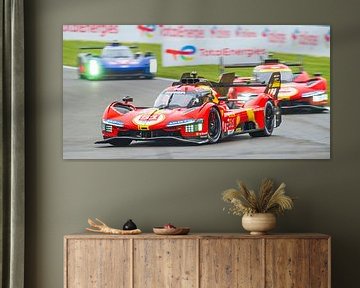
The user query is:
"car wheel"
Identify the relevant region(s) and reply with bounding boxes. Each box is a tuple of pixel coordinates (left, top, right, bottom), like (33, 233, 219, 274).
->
(249, 101, 275, 137)
(207, 108, 222, 143)
(108, 139, 132, 147)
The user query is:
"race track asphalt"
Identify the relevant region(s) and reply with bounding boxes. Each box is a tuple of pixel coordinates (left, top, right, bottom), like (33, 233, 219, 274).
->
(63, 67, 330, 159)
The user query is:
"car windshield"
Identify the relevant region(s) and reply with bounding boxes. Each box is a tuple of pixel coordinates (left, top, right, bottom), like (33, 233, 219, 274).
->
(254, 71, 293, 83)
(102, 47, 133, 58)
(154, 91, 199, 109)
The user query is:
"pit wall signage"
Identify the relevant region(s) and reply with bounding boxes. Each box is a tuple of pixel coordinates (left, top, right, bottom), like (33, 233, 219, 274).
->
(63, 25, 330, 66)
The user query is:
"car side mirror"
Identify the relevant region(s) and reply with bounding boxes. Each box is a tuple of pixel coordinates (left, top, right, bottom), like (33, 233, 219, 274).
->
(122, 96, 133, 103)
(313, 72, 322, 77)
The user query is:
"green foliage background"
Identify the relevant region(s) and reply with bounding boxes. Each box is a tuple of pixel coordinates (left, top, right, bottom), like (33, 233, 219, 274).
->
(63, 40, 330, 98)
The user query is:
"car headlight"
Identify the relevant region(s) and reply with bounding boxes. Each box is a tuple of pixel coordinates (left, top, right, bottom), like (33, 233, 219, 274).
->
(167, 119, 196, 127)
(89, 59, 101, 76)
(313, 93, 328, 102)
(185, 119, 203, 133)
(102, 123, 113, 133)
(102, 119, 124, 128)
(302, 91, 328, 102)
(185, 122, 203, 133)
(237, 92, 258, 102)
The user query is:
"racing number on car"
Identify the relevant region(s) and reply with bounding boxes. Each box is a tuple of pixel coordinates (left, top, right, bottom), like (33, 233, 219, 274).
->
(265, 72, 281, 99)
(133, 113, 166, 126)
(267, 88, 278, 97)
(139, 115, 158, 121)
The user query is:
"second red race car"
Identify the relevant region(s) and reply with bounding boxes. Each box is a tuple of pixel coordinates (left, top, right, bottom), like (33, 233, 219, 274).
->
(224, 58, 328, 112)
(95, 72, 282, 146)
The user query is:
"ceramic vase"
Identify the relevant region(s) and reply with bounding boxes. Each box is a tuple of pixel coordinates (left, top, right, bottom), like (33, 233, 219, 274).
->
(242, 213, 276, 235)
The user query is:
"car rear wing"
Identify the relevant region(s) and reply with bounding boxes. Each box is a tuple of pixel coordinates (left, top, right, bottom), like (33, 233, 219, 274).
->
(215, 72, 281, 104)
(172, 72, 281, 98)
(219, 56, 303, 73)
(79, 47, 104, 50)
(78, 42, 139, 50)
(211, 72, 281, 99)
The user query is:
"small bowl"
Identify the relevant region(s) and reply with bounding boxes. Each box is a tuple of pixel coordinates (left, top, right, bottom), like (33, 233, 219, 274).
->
(153, 227, 190, 235)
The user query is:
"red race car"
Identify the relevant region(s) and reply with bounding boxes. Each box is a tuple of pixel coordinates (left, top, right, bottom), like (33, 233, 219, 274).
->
(95, 72, 282, 146)
(224, 58, 328, 111)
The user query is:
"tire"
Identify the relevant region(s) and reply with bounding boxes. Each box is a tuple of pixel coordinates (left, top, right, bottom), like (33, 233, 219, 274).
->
(249, 101, 275, 137)
(108, 139, 132, 147)
(207, 108, 222, 143)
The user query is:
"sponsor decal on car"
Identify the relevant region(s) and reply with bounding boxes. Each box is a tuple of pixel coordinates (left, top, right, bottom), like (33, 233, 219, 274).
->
(132, 113, 166, 126)
(278, 87, 298, 99)
(108, 60, 131, 65)
(245, 109, 255, 122)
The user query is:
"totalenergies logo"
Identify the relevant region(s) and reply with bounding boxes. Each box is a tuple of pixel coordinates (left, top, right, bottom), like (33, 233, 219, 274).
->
(324, 29, 330, 42)
(235, 26, 257, 38)
(210, 26, 231, 38)
(165, 45, 197, 61)
(262, 28, 270, 37)
(291, 28, 318, 46)
(292, 28, 300, 40)
(261, 27, 286, 43)
(137, 25, 157, 38)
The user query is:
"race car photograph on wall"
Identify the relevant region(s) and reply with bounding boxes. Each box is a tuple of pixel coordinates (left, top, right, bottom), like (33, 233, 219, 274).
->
(63, 24, 330, 159)
(95, 71, 282, 147)
(77, 42, 157, 80)
(223, 58, 328, 111)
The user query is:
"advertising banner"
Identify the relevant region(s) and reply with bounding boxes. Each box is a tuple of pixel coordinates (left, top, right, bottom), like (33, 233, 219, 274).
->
(63, 25, 163, 43)
(162, 38, 268, 67)
(63, 25, 330, 66)
(258, 25, 330, 57)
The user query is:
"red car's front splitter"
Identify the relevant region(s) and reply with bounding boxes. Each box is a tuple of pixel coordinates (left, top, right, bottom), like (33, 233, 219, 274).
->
(95, 136, 209, 145)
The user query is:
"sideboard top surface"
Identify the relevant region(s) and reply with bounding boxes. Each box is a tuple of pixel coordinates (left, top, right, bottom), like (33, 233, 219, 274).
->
(64, 232, 330, 240)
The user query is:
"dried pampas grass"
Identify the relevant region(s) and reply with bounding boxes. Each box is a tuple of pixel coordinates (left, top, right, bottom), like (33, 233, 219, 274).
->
(222, 179, 294, 216)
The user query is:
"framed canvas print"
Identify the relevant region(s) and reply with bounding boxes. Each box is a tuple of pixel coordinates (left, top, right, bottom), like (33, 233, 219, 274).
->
(63, 25, 330, 159)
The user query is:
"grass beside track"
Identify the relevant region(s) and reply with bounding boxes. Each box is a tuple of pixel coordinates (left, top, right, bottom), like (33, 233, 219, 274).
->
(63, 40, 330, 98)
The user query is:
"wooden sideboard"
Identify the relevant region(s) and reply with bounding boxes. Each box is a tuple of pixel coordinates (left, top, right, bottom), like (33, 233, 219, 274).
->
(64, 233, 330, 288)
